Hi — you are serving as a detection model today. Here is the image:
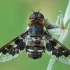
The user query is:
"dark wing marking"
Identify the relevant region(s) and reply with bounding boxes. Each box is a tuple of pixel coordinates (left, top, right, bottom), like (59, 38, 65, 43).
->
(0, 31, 28, 62)
(45, 31, 70, 65)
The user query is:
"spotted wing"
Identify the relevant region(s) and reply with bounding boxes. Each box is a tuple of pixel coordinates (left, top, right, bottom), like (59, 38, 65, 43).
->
(0, 31, 28, 62)
(45, 31, 70, 65)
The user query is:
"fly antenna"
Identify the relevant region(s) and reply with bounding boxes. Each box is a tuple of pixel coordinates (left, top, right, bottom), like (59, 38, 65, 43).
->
(32, 9, 34, 13)
(38, 9, 41, 12)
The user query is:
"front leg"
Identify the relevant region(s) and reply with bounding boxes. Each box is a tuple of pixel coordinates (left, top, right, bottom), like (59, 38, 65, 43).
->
(44, 19, 62, 35)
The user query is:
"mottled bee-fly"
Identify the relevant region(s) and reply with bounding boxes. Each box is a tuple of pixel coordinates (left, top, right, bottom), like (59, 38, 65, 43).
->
(0, 10, 70, 65)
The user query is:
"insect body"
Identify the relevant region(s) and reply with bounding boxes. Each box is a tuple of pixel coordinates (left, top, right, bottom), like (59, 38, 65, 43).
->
(0, 11, 70, 65)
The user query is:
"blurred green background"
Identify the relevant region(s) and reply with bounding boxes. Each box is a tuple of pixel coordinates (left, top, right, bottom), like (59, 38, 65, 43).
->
(0, 0, 70, 70)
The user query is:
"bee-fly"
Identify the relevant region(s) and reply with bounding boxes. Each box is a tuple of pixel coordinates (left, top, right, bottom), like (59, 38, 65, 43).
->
(0, 10, 70, 65)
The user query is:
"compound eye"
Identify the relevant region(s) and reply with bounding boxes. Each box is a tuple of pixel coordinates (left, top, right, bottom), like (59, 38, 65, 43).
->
(38, 13, 44, 19)
(29, 14, 35, 20)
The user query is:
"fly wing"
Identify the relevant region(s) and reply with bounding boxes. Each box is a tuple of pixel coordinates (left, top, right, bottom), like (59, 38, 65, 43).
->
(45, 31, 70, 65)
(0, 31, 28, 62)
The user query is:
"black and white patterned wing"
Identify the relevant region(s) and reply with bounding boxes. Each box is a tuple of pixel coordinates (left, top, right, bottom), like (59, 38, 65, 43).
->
(45, 31, 70, 65)
(0, 31, 28, 62)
